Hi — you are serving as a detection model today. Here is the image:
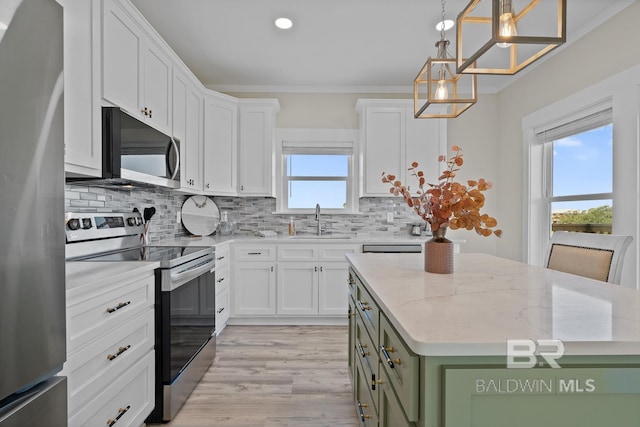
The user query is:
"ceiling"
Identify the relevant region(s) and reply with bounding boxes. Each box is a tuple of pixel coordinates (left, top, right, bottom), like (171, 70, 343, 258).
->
(130, 0, 635, 94)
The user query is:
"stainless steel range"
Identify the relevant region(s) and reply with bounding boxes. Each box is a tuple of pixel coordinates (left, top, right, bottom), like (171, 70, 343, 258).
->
(65, 211, 216, 423)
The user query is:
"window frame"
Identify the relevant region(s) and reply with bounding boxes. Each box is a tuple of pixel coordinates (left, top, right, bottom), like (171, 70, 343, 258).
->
(524, 97, 614, 267)
(542, 117, 613, 232)
(274, 129, 359, 215)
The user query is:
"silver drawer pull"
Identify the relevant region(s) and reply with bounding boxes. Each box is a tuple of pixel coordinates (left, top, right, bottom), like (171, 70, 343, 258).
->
(216, 255, 225, 261)
(356, 401, 371, 421)
(380, 344, 401, 368)
(247, 252, 262, 255)
(107, 345, 131, 361)
(358, 300, 371, 311)
(217, 277, 225, 283)
(106, 301, 130, 314)
(217, 307, 225, 314)
(106, 405, 130, 426)
(357, 342, 369, 358)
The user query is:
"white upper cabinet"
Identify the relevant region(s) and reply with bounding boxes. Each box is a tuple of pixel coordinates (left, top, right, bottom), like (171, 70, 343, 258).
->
(62, 0, 102, 177)
(356, 99, 446, 197)
(237, 100, 280, 197)
(183, 85, 203, 191)
(203, 93, 238, 195)
(172, 69, 203, 192)
(102, 0, 171, 135)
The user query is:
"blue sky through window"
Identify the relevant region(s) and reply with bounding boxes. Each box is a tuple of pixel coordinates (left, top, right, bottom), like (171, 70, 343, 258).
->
(552, 124, 612, 211)
(286, 154, 348, 209)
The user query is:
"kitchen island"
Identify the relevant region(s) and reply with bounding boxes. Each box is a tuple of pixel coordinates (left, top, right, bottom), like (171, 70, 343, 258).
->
(346, 253, 640, 427)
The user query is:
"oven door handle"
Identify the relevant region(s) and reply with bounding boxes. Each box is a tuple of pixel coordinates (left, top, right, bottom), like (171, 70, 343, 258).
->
(163, 256, 215, 291)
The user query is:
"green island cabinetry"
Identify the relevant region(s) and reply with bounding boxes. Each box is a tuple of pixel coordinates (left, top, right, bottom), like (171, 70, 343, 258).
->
(347, 253, 640, 427)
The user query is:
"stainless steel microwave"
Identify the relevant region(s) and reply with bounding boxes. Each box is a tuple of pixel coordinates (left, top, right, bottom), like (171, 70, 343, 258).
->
(101, 107, 180, 188)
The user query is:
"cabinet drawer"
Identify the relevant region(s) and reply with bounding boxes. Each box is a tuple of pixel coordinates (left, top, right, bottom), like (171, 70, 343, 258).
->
(379, 369, 416, 427)
(356, 316, 379, 412)
(277, 244, 318, 261)
(67, 273, 154, 355)
(215, 244, 230, 266)
(64, 309, 154, 415)
(319, 244, 359, 261)
(215, 285, 230, 335)
(355, 277, 379, 345)
(215, 264, 230, 292)
(355, 354, 379, 427)
(69, 351, 154, 427)
(379, 314, 419, 421)
(233, 244, 276, 261)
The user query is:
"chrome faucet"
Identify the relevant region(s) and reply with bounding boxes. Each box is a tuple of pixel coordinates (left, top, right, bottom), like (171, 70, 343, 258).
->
(315, 203, 321, 236)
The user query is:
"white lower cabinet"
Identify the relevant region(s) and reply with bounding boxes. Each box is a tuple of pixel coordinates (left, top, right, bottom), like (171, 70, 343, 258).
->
(231, 242, 358, 323)
(63, 269, 155, 427)
(277, 262, 319, 315)
(215, 243, 231, 334)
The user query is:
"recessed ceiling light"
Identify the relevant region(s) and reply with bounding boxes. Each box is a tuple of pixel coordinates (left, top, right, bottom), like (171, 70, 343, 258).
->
(435, 19, 454, 32)
(275, 17, 293, 30)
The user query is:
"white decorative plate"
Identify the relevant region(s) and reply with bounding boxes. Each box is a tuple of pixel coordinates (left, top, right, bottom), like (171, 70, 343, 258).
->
(181, 196, 220, 236)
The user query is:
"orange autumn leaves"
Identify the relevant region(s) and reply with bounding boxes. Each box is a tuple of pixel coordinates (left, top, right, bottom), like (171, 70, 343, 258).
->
(382, 146, 502, 238)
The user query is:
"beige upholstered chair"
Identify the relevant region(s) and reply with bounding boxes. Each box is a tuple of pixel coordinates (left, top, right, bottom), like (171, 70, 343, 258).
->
(545, 231, 632, 284)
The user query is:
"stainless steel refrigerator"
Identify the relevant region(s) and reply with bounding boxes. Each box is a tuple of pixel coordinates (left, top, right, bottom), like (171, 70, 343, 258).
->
(0, 0, 67, 425)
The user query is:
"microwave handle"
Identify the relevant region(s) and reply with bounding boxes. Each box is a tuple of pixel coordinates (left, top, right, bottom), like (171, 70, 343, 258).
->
(169, 137, 180, 180)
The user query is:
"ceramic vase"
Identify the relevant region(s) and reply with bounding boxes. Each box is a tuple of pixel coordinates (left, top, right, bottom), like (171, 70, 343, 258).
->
(425, 227, 454, 274)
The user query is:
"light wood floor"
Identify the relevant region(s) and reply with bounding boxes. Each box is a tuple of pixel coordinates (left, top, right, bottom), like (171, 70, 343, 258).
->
(163, 325, 359, 427)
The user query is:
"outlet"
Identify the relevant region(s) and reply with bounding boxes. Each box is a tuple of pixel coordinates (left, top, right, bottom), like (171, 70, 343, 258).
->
(176, 211, 181, 224)
(386, 212, 394, 223)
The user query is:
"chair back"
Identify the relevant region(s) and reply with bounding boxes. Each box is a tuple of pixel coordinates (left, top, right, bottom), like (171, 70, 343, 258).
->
(545, 231, 632, 284)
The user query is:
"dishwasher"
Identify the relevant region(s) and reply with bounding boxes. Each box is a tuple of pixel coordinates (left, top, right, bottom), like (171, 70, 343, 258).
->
(362, 243, 423, 253)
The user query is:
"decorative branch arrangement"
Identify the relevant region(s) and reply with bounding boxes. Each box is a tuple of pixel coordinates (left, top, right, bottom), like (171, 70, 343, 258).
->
(382, 146, 502, 237)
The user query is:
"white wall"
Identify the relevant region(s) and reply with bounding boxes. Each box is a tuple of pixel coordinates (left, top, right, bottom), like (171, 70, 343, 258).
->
(495, 1, 640, 264)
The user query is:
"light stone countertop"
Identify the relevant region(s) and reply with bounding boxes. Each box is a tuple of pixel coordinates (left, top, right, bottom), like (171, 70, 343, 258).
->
(346, 252, 640, 357)
(156, 232, 461, 247)
(66, 261, 159, 299)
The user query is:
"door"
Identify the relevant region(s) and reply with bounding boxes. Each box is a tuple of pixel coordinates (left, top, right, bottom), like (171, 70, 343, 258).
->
(0, 0, 66, 404)
(183, 87, 203, 190)
(319, 263, 349, 315)
(233, 262, 276, 315)
(204, 94, 237, 194)
(277, 262, 318, 315)
(142, 43, 171, 134)
(362, 107, 404, 196)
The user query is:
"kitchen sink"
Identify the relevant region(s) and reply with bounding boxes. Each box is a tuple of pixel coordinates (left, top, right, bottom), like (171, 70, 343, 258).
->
(288, 234, 353, 240)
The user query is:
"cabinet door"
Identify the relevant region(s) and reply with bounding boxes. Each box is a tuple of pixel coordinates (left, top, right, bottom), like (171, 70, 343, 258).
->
(233, 262, 275, 315)
(142, 43, 171, 134)
(63, 0, 102, 177)
(238, 104, 276, 196)
(204, 94, 238, 195)
(405, 113, 446, 188)
(276, 262, 319, 315)
(362, 107, 404, 196)
(318, 262, 349, 316)
(102, 0, 142, 118)
(172, 70, 187, 142)
(183, 87, 203, 191)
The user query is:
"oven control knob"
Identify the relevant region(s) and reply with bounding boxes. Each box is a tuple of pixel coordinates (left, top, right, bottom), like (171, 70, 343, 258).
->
(67, 218, 80, 231)
(81, 218, 92, 229)
(136, 217, 143, 226)
(127, 217, 136, 226)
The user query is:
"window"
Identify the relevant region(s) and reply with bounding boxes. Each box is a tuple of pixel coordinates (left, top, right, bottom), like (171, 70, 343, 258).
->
(275, 129, 359, 214)
(540, 115, 613, 235)
(285, 154, 349, 209)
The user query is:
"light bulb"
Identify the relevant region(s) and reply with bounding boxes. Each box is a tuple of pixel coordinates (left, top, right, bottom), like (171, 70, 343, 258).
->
(497, 12, 517, 48)
(435, 79, 448, 100)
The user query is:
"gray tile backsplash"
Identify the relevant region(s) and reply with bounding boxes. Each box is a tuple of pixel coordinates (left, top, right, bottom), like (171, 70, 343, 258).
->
(64, 185, 425, 241)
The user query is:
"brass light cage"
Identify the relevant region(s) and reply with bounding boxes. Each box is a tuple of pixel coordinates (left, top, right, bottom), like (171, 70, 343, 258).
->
(456, 0, 567, 75)
(414, 40, 478, 118)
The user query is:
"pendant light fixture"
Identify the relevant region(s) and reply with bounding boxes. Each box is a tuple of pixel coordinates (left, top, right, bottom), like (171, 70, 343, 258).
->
(414, 0, 477, 118)
(456, 0, 566, 75)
